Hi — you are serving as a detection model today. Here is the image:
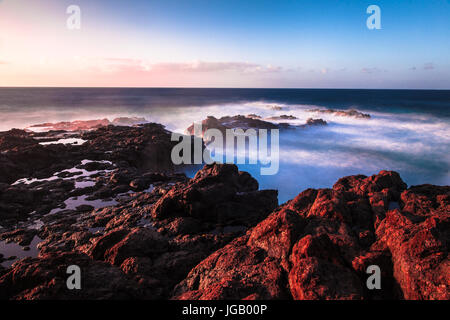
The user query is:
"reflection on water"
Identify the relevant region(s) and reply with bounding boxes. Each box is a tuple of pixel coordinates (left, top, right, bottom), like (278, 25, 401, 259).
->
(0, 235, 43, 268)
(48, 195, 118, 215)
(88, 227, 105, 234)
(74, 180, 96, 188)
(12, 159, 114, 186)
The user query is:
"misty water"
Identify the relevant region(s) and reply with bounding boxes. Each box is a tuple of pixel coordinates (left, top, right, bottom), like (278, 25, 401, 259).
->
(1, 88, 448, 203)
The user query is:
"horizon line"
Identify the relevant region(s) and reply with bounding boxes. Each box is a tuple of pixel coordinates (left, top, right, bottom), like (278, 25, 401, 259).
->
(0, 86, 449, 91)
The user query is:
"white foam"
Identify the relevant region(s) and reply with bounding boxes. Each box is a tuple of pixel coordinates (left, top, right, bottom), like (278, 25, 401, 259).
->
(39, 138, 86, 146)
(12, 160, 115, 185)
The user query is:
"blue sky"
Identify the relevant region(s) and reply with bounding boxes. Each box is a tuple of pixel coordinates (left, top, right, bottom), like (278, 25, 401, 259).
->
(0, 0, 449, 88)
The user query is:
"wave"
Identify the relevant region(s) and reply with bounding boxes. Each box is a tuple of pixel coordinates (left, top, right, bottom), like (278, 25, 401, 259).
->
(1, 97, 448, 203)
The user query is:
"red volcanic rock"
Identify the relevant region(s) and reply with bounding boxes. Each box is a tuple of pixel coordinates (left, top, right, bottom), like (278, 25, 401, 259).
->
(28, 119, 111, 131)
(174, 171, 449, 300)
(288, 233, 363, 300)
(375, 185, 449, 300)
(0, 158, 447, 301)
(246, 209, 305, 270)
(173, 235, 291, 300)
(104, 227, 168, 266)
(28, 117, 148, 132)
(0, 163, 277, 300)
(88, 229, 130, 261)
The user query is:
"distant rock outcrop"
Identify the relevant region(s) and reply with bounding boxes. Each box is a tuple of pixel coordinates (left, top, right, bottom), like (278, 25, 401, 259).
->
(266, 115, 298, 120)
(305, 118, 327, 126)
(269, 106, 284, 111)
(27, 117, 148, 132)
(308, 108, 371, 119)
(186, 115, 327, 143)
(186, 115, 279, 137)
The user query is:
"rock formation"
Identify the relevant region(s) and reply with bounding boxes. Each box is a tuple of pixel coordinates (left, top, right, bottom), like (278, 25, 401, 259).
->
(307, 108, 371, 119)
(173, 172, 449, 300)
(0, 163, 278, 299)
(0, 120, 447, 300)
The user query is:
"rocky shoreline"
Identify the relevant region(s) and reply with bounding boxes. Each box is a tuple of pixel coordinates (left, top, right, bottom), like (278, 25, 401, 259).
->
(0, 119, 448, 300)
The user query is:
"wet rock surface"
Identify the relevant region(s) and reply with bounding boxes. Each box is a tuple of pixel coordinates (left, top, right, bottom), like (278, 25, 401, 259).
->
(0, 123, 180, 226)
(0, 160, 278, 299)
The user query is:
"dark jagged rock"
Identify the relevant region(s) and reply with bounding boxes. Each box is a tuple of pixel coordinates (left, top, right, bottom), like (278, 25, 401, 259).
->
(305, 118, 327, 126)
(266, 115, 298, 120)
(0, 123, 177, 185)
(0, 163, 278, 299)
(151, 163, 277, 224)
(0, 252, 153, 299)
(0, 123, 184, 226)
(0, 229, 37, 246)
(0, 179, 75, 224)
(0, 129, 38, 152)
(81, 123, 177, 172)
(246, 114, 262, 119)
(0, 130, 81, 185)
(186, 115, 279, 139)
(186, 115, 328, 143)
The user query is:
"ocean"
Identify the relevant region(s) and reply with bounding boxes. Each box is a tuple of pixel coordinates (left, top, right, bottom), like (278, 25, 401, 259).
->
(1, 87, 449, 203)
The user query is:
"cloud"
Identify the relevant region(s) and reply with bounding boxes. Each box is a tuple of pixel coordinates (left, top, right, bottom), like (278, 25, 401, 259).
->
(361, 67, 382, 74)
(423, 62, 434, 70)
(100, 59, 283, 75)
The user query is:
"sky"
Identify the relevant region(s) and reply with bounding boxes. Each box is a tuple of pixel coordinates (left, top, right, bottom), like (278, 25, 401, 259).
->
(0, 0, 449, 88)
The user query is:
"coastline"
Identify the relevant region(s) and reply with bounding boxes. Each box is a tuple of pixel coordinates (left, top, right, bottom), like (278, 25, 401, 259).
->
(0, 119, 448, 300)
